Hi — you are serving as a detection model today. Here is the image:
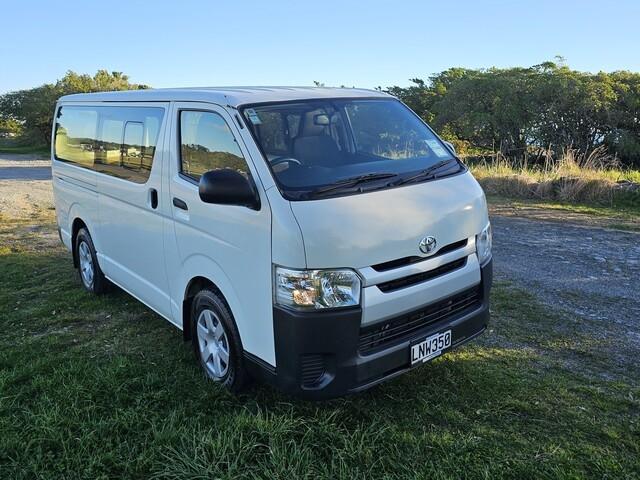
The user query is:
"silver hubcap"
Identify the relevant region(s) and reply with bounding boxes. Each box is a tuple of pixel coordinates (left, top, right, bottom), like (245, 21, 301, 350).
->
(78, 241, 94, 288)
(196, 309, 230, 379)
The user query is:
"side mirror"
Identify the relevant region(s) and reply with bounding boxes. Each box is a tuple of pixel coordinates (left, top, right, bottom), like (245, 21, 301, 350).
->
(444, 141, 456, 156)
(198, 169, 260, 210)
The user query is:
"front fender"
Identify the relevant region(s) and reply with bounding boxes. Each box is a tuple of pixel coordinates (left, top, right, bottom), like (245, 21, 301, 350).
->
(177, 253, 247, 344)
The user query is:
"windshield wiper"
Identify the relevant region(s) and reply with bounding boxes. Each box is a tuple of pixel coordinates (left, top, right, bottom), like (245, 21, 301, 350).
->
(310, 172, 399, 196)
(393, 159, 459, 186)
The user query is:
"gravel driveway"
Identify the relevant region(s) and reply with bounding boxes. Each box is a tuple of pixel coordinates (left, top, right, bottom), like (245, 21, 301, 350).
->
(491, 214, 640, 380)
(0, 153, 51, 180)
(492, 216, 639, 313)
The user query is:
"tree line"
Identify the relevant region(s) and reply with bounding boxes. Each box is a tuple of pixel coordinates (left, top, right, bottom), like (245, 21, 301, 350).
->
(387, 60, 640, 168)
(0, 71, 146, 142)
(1, 63, 639, 168)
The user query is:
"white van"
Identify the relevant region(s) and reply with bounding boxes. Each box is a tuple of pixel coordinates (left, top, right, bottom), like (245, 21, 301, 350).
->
(51, 87, 492, 398)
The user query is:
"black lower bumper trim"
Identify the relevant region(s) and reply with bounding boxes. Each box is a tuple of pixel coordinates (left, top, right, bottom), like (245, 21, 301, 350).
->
(247, 258, 493, 400)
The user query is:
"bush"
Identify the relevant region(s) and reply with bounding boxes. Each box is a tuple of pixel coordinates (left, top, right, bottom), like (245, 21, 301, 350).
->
(469, 149, 640, 208)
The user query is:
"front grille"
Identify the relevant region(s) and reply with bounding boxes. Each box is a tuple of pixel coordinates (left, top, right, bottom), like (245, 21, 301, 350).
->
(371, 239, 468, 272)
(376, 257, 467, 293)
(300, 354, 325, 387)
(358, 286, 482, 353)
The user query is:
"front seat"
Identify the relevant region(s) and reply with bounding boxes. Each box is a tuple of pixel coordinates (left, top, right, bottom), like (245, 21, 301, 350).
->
(293, 135, 342, 167)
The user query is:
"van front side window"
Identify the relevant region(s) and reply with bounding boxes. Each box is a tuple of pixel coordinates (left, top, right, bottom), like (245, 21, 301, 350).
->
(180, 111, 248, 181)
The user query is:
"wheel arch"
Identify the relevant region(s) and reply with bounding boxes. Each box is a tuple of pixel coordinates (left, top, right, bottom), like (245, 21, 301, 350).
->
(182, 276, 231, 342)
(71, 217, 88, 268)
(176, 255, 268, 363)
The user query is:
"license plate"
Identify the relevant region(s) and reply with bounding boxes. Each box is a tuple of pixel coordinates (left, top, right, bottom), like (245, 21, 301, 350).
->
(411, 330, 452, 365)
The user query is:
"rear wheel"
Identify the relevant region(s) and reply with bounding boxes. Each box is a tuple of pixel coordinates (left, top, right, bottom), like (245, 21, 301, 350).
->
(191, 288, 248, 392)
(75, 228, 109, 294)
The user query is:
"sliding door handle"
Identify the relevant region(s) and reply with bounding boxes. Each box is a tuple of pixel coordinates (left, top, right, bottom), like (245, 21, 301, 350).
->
(172, 197, 188, 211)
(149, 188, 158, 209)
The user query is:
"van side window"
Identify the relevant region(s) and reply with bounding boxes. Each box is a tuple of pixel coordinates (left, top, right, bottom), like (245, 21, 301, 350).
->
(122, 122, 145, 170)
(94, 117, 125, 169)
(54, 107, 99, 169)
(180, 111, 248, 181)
(54, 105, 164, 183)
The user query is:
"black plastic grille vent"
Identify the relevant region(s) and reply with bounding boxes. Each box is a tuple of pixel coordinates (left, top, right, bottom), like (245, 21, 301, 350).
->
(300, 354, 325, 387)
(377, 257, 467, 293)
(371, 239, 468, 272)
(358, 286, 482, 353)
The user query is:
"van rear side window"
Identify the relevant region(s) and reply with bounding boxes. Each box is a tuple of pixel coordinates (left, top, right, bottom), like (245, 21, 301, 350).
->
(54, 105, 164, 183)
(54, 108, 98, 168)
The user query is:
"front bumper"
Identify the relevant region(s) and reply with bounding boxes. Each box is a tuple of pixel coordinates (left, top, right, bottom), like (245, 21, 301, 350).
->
(246, 259, 493, 399)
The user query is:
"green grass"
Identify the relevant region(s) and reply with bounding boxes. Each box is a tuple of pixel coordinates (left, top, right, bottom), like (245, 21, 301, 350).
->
(1, 220, 639, 479)
(0, 139, 49, 155)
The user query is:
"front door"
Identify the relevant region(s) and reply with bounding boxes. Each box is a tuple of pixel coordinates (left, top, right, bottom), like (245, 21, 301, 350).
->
(166, 102, 274, 364)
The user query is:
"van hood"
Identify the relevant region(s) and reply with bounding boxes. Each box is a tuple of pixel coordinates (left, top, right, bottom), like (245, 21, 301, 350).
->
(290, 171, 488, 269)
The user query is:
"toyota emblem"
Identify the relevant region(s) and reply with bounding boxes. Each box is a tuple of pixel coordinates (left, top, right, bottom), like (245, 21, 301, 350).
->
(419, 236, 437, 255)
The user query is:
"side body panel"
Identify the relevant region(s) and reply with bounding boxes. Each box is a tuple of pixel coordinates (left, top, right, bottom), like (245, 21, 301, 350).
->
(266, 186, 306, 269)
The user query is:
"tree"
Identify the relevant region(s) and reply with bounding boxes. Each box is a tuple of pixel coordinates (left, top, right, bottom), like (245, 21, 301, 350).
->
(604, 70, 640, 166)
(432, 68, 538, 157)
(0, 70, 148, 145)
(385, 62, 640, 167)
(0, 117, 22, 136)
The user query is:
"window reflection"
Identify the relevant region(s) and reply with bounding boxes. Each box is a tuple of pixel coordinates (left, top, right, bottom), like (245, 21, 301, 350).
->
(54, 106, 164, 183)
(180, 111, 248, 181)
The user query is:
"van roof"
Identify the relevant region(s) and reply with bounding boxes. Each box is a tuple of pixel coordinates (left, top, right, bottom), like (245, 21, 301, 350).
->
(59, 86, 391, 107)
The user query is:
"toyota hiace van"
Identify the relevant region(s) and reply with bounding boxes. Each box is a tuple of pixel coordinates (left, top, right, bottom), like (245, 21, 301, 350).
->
(52, 87, 492, 398)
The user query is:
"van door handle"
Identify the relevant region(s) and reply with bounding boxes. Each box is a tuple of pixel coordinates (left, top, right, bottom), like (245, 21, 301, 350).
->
(149, 188, 158, 209)
(173, 197, 188, 211)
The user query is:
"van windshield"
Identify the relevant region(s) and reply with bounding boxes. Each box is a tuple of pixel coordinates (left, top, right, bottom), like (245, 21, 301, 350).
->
(241, 98, 462, 200)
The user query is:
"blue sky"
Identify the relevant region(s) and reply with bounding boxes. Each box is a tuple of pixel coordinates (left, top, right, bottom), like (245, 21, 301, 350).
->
(1, 0, 638, 93)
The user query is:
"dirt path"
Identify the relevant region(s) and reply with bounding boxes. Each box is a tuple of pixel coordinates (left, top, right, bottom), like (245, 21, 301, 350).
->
(0, 154, 53, 219)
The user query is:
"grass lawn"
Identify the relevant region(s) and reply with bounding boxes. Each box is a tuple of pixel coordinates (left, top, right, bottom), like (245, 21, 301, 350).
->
(1, 216, 638, 479)
(0, 139, 49, 156)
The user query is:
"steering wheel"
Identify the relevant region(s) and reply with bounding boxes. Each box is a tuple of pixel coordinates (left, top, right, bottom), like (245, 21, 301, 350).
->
(270, 156, 302, 167)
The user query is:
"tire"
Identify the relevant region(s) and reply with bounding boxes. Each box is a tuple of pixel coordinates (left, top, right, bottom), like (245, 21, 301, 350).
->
(75, 228, 109, 294)
(191, 288, 248, 393)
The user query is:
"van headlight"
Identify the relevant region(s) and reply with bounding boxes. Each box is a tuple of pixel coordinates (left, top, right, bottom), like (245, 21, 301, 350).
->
(476, 222, 492, 264)
(274, 267, 361, 310)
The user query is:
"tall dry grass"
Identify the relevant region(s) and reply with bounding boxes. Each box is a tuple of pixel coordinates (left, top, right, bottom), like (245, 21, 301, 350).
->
(469, 147, 640, 208)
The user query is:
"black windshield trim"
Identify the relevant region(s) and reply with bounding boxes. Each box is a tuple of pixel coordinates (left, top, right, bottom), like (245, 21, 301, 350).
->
(239, 97, 464, 201)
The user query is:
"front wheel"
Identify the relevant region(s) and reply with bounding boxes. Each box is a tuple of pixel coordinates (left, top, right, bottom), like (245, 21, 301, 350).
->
(191, 288, 248, 393)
